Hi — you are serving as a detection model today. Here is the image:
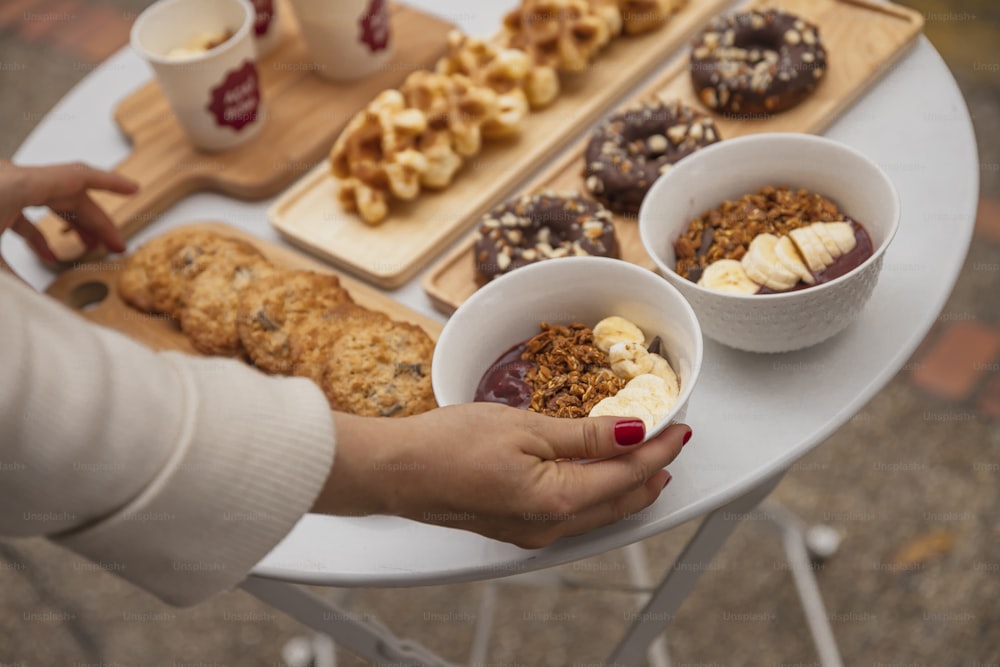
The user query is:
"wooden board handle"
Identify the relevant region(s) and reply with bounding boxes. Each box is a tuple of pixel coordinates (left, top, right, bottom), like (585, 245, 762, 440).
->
(34, 145, 195, 263)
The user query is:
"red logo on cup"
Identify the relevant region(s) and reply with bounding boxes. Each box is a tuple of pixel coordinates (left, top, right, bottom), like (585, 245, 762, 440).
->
(207, 60, 261, 131)
(359, 0, 390, 53)
(252, 0, 274, 36)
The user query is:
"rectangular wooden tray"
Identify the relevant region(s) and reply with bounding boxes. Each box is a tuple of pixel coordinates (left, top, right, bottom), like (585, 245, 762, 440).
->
(422, 0, 925, 314)
(36, 2, 455, 264)
(44, 222, 441, 354)
(267, 0, 736, 289)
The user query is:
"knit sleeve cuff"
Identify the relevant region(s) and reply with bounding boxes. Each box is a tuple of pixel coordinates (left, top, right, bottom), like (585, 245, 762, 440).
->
(56, 354, 335, 607)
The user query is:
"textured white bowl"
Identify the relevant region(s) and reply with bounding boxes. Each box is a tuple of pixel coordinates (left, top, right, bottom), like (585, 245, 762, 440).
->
(638, 133, 901, 353)
(433, 257, 703, 440)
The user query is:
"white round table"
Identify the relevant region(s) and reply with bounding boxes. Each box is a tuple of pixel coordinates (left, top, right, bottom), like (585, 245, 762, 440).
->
(3, 2, 979, 665)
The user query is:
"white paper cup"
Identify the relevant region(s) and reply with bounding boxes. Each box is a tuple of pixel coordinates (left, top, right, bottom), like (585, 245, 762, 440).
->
(286, 0, 393, 81)
(250, 0, 282, 57)
(132, 0, 265, 152)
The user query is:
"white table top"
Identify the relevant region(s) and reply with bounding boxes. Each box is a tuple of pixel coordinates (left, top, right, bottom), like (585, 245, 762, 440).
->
(5, 2, 979, 587)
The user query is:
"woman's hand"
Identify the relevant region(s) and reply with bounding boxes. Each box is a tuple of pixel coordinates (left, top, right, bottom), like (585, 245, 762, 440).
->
(0, 160, 138, 261)
(314, 402, 692, 549)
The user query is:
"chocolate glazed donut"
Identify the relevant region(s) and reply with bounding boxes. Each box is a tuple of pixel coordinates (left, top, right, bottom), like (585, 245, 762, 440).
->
(689, 10, 827, 115)
(474, 191, 619, 281)
(584, 100, 722, 215)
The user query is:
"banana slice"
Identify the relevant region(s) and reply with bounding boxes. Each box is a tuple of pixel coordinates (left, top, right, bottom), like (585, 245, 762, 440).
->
(789, 226, 835, 273)
(589, 396, 657, 433)
(593, 316, 646, 353)
(811, 222, 844, 258)
(589, 374, 677, 432)
(775, 235, 815, 285)
(698, 259, 760, 294)
(741, 233, 800, 291)
(607, 341, 680, 402)
(816, 221, 857, 255)
(649, 353, 680, 401)
(608, 341, 655, 380)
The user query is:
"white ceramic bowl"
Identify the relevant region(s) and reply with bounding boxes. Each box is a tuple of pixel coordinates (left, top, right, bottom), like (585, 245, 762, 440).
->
(432, 256, 703, 440)
(638, 133, 901, 353)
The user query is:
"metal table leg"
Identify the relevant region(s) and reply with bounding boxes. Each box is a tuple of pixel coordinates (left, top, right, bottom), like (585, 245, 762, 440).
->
(606, 475, 783, 666)
(758, 500, 844, 667)
(241, 576, 461, 667)
(244, 472, 844, 667)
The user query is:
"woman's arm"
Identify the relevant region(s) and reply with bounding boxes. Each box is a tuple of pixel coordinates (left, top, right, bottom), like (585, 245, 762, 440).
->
(0, 270, 337, 606)
(0, 160, 691, 607)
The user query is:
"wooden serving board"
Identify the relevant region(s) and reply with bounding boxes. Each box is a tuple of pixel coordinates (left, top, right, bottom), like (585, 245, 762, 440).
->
(267, 0, 736, 289)
(422, 0, 924, 314)
(44, 222, 441, 354)
(36, 2, 454, 264)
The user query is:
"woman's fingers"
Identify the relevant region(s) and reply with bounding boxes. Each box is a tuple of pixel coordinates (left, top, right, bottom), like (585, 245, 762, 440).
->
(53, 193, 125, 253)
(11, 214, 57, 263)
(80, 166, 139, 196)
(523, 411, 689, 463)
(322, 405, 691, 551)
(559, 469, 672, 540)
(18, 163, 133, 254)
(531, 420, 690, 514)
(512, 469, 672, 549)
(22, 162, 138, 206)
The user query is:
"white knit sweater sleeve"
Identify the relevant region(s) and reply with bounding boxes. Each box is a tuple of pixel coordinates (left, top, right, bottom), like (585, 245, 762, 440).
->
(0, 271, 335, 606)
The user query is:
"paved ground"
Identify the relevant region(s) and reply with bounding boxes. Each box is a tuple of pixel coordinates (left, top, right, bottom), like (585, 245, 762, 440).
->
(1, 1, 998, 666)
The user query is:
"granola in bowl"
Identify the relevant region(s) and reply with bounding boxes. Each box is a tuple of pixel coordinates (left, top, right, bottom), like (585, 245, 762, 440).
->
(673, 185, 873, 294)
(474, 317, 679, 431)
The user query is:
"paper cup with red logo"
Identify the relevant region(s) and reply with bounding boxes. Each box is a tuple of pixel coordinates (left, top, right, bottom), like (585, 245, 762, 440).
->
(250, 0, 282, 57)
(131, 0, 265, 152)
(286, 0, 393, 81)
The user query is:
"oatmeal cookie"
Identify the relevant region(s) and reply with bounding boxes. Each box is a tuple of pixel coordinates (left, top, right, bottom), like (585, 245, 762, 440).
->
(179, 256, 276, 357)
(284, 304, 392, 382)
(148, 232, 264, 318)
(237, 269, 354, 374)
(118, 228, 209, 313)
(319, 319, 437, 417)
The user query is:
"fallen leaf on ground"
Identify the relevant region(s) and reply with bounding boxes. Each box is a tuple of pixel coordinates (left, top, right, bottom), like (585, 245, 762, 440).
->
(888, 529, 956, 568)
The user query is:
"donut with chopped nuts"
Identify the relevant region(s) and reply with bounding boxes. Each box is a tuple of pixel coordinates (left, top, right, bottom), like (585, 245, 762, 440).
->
(583, 99, 721, 215)
(689, 9, 827, 116)
(473, 191, 619, 281)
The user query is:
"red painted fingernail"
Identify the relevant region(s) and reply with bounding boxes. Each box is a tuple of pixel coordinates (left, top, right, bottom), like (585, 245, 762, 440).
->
(682, 429, 693, 446)
(614, 419, 645, 446)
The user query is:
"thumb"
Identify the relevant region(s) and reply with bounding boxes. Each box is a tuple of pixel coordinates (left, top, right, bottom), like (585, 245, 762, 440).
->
(524, 413, 652, 462)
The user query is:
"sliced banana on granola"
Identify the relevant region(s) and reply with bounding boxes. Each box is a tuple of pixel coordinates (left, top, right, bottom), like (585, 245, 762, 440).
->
(593, 315, 646, 352)
(648, 353, 680, 401)
(698, 222, 858, 294)
(589, 373, 678, 432)
(590, 315, 682, 431)
(775, 234, 815, 285)
(608, 341, 654, 379)
(697, 258, 760, 294)
(608, 341, 680, 400)
(788, 225, 833, 273)
(741, 233, 800, 291)
(789, 222, 857, 273)
(815, 221, 858, 255)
